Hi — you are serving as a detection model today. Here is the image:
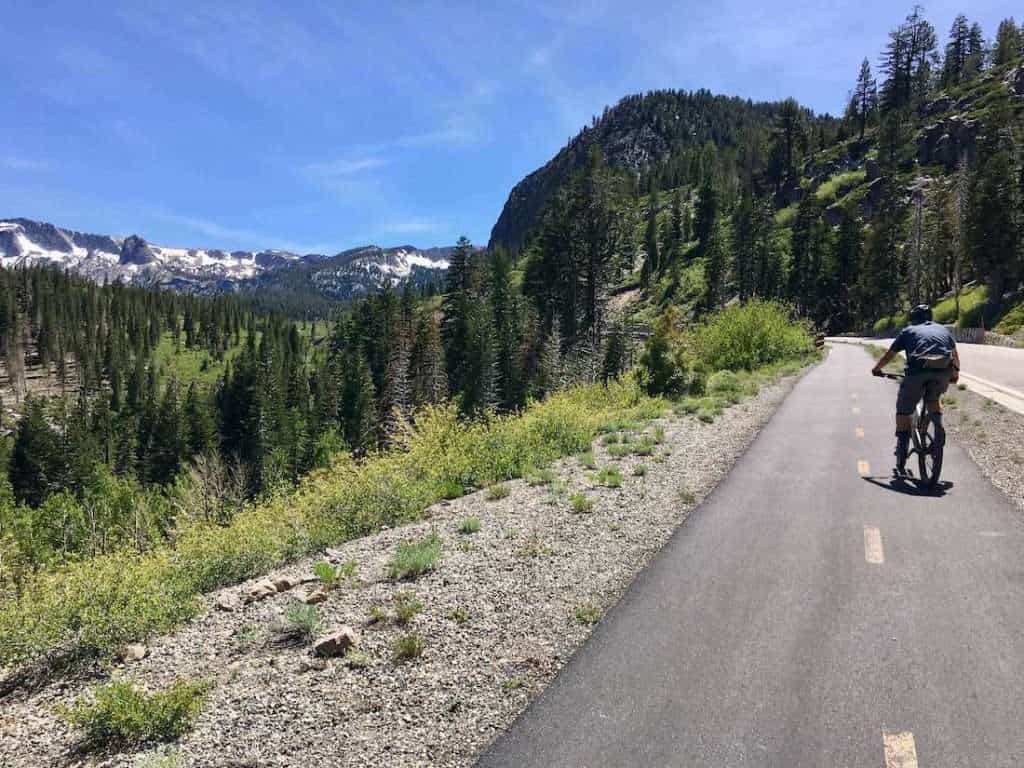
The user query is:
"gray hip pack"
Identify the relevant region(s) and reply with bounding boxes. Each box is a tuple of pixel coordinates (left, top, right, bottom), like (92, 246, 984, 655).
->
(915, 353, 953, 370)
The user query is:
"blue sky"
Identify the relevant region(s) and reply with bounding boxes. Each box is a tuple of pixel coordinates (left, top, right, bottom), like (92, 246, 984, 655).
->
(0, 1, 1013, 253)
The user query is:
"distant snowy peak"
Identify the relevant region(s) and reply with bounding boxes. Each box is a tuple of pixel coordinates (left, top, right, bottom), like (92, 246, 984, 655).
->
(0, 217, 450, 301)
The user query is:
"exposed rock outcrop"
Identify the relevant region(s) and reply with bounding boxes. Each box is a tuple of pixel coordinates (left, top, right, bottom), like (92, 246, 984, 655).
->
(917, 116, 978, 170)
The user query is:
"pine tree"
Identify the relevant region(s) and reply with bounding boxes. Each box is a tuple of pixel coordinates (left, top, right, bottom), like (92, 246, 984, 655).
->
(994, 18, 1022, 66)
(9, 397, 61, 507)
(644, 189, 661, 276)
(943, 14, 972, 86)
(851, 59, 877, 140)
(440, 236, 475, 398)
(694, 176, 719, 253)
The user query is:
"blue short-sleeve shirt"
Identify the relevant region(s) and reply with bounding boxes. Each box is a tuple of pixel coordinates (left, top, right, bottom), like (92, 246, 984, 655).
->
(890, 321, 956, 371)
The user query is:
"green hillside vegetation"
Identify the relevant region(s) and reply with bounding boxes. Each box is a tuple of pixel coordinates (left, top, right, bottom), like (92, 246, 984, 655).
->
(0, 298, 813, 670)
(498, 7, 1024, 337)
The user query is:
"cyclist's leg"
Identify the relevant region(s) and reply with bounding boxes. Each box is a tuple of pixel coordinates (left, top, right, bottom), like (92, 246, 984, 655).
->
(895, 376, 923, 470)
(923, 371, 953, 445)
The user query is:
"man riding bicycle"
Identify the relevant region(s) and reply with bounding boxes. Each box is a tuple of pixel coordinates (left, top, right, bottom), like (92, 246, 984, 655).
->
(871, 304, 961, 475)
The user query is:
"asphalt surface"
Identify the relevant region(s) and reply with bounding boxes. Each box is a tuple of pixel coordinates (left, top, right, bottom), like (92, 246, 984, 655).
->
(837, 336, 1024, 394)
(478, 343, 1024, 767)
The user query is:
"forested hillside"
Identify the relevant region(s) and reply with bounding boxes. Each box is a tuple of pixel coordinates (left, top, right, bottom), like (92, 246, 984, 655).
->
(498, 7, 1024, 337)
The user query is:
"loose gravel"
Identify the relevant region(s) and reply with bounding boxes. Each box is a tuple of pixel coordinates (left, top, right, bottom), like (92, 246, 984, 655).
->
(944, 384, 1024, 513)
(0, 373, 803, 768)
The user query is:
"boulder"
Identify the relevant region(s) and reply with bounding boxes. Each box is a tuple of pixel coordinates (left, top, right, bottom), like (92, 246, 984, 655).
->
(824, 204, 845, 227)
(860, 177, 889, 220)
(302, 587, 329, 605)
(773, 182, 804, 209)
(1006, 66, 1024, 97)
(244, 580, 278, 603)
(865, 157, 880, 181)
(313, 626, 359, 658)
(916, 116, 978, 170)
(271, 576, 298, 593)
(121, 643, 148, 662)
(215, 595, 238, 612)
(920, 96, 954, 117)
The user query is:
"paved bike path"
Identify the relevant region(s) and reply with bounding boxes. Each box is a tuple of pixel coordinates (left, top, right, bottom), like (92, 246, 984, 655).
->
(479, 343, 1024, 767)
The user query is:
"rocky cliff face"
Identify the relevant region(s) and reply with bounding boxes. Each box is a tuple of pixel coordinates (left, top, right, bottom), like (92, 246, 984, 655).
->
(489, 90, 787, 253)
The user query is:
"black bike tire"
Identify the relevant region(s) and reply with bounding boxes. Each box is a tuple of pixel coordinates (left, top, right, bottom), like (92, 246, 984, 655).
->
(917, 411, 943, 487)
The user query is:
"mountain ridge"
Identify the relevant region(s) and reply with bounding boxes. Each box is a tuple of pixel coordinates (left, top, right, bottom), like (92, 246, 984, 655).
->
(0, 216, 451, 303)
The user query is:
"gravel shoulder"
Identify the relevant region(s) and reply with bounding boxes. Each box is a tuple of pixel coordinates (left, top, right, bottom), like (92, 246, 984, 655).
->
(0, 371, 806, 768)
(943, 384, 1024, 513)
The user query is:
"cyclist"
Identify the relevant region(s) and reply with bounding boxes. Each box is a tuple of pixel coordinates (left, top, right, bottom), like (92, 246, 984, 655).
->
(871, 304, 960, 475)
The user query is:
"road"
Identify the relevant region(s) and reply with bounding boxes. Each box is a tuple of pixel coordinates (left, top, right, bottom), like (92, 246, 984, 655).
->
(478, 343, 1024, 767)
(831, 336, 1024, 414)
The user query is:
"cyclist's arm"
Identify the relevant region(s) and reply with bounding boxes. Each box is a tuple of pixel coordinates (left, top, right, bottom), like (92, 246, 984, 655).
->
(871, 338, 903, 375)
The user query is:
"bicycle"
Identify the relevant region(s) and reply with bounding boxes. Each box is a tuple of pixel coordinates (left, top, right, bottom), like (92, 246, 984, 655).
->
(875, 371, 945, 487)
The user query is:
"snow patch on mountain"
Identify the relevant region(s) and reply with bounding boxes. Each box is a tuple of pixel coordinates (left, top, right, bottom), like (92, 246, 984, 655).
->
(0, 218, 450, 301)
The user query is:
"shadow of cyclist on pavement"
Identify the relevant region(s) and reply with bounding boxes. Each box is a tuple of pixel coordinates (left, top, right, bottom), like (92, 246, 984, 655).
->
(862, 475, 953, 498)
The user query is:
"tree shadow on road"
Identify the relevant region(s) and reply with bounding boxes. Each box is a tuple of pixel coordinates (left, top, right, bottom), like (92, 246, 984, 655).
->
(862, 475, 954, 498)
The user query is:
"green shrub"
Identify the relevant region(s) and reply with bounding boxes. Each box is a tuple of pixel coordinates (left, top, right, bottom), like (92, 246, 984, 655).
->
(523, 466, 555, 486)
(596, 467, 623, 488)
(632, 464, 648, 476)
(272, 604, 320, 645)
(393, 592, 423, 625)
(606, 443, 631, 458)
(577, 451, 597, 469)
(569, 494, 594, 514)
(438, 479, 465, 500)
(631, 438, 656, 456)
(995, 299, 1024, 336)
(457, 517, 481, 534)
(313, 561, 340, 589)
(637, 308, 695, 396)
(387, 533, 442, 581)
(695, 300, 811, 371)
(813, 170, 866, 206)
(486, 483, 510, 501)
(61, 679, 210, 749)
(697, 407, 717, 423)
(574, 604, 601, 625)
(707, 370, 741, 397)
(393, 633, 425, 662)
(674, 398, 701, 415)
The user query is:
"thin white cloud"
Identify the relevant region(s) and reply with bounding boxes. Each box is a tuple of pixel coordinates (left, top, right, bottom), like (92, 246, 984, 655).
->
(0, 156, 52, 172)
(303, 155, 390, 179)
(380, 217, 447, 235)
(157, 213, 334, 255)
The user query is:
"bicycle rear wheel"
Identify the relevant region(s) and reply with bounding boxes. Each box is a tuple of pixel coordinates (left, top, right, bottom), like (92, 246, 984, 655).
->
(916, 407, 944, 487)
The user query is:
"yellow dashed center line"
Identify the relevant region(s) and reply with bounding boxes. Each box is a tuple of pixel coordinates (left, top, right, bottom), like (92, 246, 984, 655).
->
(855, 427, 865, 439)
(883, 730, 919, 768)
(864, 526, 884, 564)
(857, 459, 870, 476)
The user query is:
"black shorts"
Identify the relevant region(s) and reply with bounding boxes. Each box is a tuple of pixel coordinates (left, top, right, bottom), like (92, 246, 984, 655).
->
(896, 369, 953, 415)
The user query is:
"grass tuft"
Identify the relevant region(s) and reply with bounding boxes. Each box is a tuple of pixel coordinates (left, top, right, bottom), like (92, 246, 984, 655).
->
(392, 633, 425, 662)
(387, 533, 443, 581)
(569, 493, 594, 514)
